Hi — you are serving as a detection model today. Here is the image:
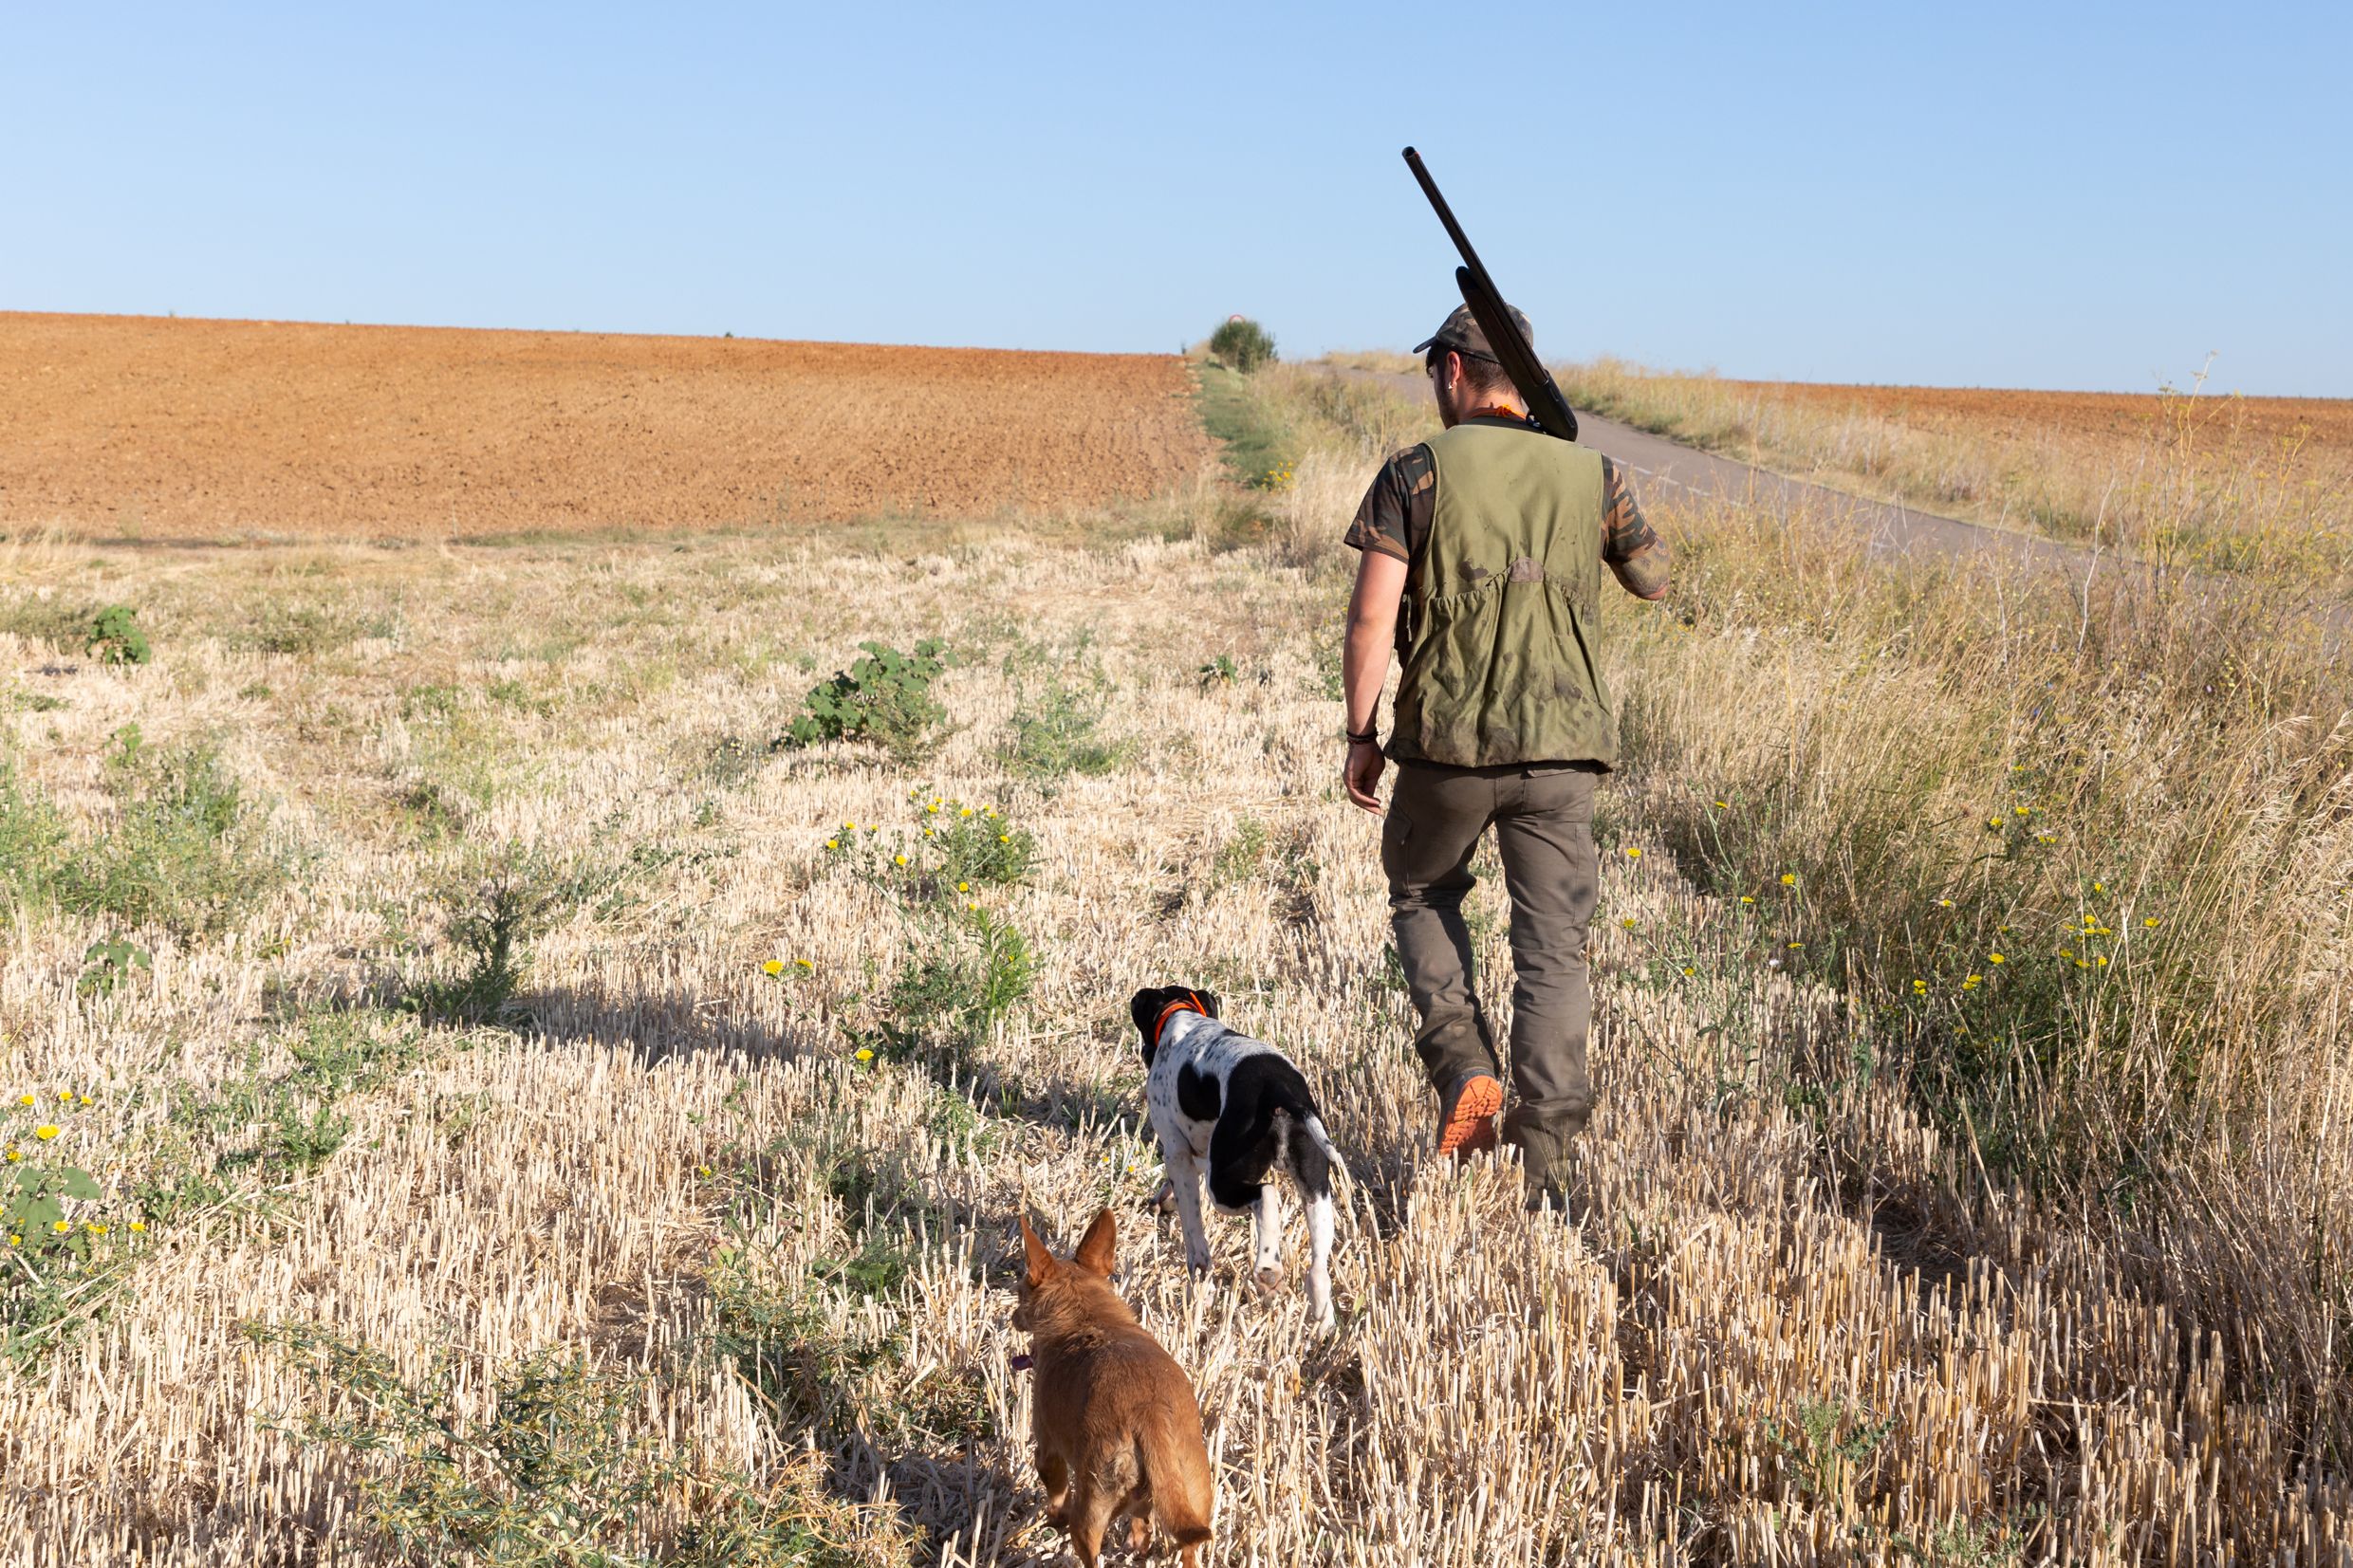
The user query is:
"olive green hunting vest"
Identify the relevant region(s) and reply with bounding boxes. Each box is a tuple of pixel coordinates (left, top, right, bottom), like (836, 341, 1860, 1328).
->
(1390, 424, 1618, 769)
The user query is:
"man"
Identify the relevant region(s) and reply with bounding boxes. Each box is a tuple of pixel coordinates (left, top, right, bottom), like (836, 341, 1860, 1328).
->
(1340, 302, 1670, 1210)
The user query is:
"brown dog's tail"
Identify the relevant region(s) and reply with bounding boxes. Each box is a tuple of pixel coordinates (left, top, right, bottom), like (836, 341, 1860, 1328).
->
(1138, 1399, 1214, 1546)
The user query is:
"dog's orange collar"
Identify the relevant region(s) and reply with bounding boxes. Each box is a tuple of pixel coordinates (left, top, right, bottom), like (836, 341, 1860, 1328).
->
(1151, 992, 1209, 1049)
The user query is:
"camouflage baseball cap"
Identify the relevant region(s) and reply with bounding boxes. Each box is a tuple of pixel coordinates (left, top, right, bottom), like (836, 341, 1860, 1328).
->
(1413, 301, 1533, 360)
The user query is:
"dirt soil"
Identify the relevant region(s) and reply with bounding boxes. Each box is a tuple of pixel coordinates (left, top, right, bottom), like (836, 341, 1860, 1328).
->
(0, 312, 1216, 539)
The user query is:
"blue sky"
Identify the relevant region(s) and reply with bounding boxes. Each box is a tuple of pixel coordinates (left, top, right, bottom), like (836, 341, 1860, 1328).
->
(4, 2, 2345, 395)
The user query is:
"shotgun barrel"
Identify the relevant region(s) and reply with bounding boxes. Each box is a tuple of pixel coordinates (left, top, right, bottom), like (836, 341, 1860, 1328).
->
(1401, 146, 1579, 443)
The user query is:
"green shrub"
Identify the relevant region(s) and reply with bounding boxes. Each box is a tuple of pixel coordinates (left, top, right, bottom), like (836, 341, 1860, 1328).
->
(85, 606, 150, 666)
(0, 759, 70, 906)
(77, 937, 151, 998)
(1209, 316, 1277, 373)
(1001, 673, 1126, 784)
(53, 729, 282, 936)
(3, 1088, 150, 1365)
(776, 639, 956, 758)
(880, 905, 1034, 1060)
(819, 792, 1038, 896)
(404, 862, 560, 1028)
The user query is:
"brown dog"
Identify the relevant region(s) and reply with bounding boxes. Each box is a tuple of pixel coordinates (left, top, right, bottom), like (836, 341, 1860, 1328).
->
(1014, 1209, 1214, 1567)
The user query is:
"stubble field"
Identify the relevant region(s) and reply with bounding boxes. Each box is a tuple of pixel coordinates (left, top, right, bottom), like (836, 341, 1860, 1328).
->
(2, 342, 2349, 1566)
(0, 313, 1214, 540)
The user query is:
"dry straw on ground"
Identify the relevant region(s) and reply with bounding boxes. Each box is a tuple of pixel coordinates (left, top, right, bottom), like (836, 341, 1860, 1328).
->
(2, 363, 2349, 1565)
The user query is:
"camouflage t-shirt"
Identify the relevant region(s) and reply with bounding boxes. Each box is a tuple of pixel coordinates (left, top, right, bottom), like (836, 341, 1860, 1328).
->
(1343, 415, 1658, 566)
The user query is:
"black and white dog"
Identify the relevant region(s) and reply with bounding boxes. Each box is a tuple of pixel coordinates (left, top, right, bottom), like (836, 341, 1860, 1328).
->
(1128, 985, 1339, 1328)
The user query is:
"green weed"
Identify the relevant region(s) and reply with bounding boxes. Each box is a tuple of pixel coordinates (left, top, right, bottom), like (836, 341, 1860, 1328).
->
(404, 860, 561, 1029)
(1001, 670, 1125, 784)
(85, 605, 150, 666)
(776, 639, 956, 758)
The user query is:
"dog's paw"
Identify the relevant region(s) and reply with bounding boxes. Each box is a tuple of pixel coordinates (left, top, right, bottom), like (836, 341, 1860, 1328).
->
(1253, 1264, 1287, 1295)
(1186, 1245, 1214, 1276)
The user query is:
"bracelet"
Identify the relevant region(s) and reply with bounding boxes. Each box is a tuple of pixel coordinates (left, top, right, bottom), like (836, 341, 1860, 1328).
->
(1345, 726, 1379, 746)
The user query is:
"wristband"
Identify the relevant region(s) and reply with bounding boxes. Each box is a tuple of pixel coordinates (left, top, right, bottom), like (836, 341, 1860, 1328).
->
(1345, 726, 1379, 746)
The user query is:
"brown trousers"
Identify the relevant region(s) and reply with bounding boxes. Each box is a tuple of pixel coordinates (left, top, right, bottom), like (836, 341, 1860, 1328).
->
(1381, 760, 1601, 1175)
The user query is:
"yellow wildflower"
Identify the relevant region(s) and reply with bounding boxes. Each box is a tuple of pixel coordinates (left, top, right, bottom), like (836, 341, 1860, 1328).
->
(86, 1222, 106, 1236)
(794, 958, 813, 970)
(855, 1047, 875, 1063)
(1787, 941, 1805, 950)
(1987, 952, 2005, 965)
(13, 1095, 30, 1108)
(2143, 915, 2160, 929)
(1682, 966, 1695, 977)
(1781, 874, 1797, 886)
(960, 807, 974, 817)
(894, 854, 909, 867)
(998, 834, 1010, 843)
(762, 959, 785, 976)
(1620, 917, 1637, 930)
(825, 839, 839, 850)
(2060, 948, 2075, 959)
(957, 881, 970, 893)
(1936, 898, 1955, 909)
(34, 1125, 59, 1141)
(2, 1150, 14, 1162)
(52, 1220, 69, 1233)
(56, 1090, 71, 1102)
(1739, 895, 1754, 905)
(2096, 955, 2109, 967)
(1625, 847, 1641, 859)
(1713, 800, 1729, 809)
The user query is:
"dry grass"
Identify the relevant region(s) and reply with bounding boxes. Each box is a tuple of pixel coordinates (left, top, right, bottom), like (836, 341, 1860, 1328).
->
(1555, 359, 2353, 597)
(3, 379, 2351, 1563)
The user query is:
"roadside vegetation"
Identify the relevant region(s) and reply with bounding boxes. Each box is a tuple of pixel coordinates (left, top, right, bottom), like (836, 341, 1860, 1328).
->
(0, 346, 2346, 1562)
(1555, 356, 2353, 595)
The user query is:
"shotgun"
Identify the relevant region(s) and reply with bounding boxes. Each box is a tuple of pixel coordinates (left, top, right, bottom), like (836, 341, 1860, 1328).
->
(1401, 146, 1579, 443)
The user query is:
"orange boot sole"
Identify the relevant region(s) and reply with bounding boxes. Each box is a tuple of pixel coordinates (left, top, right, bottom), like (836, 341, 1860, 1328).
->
(1436, 1074, 1504, 1159)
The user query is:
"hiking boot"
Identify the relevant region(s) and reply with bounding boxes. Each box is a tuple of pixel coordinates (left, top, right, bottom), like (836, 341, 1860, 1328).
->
(1435, 1071, 1504, 1159)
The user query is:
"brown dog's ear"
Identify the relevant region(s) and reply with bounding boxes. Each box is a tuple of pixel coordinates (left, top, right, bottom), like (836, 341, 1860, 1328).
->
(1020, 1214, 1057, 1284)
(1072, 1208, 1118, 1277)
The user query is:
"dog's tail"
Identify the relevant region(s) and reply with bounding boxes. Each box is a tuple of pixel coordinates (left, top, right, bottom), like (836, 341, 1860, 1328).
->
(1137, 1401, 1215, 1546)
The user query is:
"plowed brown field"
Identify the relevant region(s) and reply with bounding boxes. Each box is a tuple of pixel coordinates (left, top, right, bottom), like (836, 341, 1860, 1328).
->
(0, 312, 1214, 539)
